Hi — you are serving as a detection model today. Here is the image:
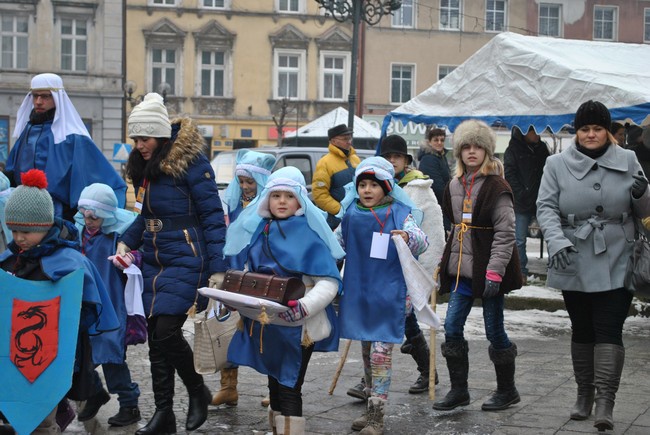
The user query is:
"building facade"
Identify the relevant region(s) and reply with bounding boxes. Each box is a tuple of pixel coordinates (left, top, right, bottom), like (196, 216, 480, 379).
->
(0, 0, 124, 166)
(125, 0, 363, 155)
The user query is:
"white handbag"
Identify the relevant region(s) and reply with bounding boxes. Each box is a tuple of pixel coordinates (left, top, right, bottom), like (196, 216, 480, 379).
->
(193, 300, 240, 374)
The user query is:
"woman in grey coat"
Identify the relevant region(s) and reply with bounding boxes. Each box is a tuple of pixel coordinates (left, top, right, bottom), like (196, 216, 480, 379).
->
(537, 100, 650, 432)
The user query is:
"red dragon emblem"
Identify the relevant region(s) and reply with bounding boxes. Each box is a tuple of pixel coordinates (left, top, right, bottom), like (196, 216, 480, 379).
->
(10, 297, 60, 382)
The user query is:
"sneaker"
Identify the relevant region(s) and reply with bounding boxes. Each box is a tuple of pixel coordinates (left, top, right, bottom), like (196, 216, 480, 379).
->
(346, 378, 369, 401)
(77, 389, 110, 422)
(107, 406, 141, 427)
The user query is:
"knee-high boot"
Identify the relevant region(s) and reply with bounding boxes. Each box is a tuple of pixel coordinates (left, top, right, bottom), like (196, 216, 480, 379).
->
(570, 342, 595, 420)
(482, 343, 520, 411)
(161, 331, 211, 431)
(135, 352, 177, 434)
(432, 340, 470, 411)
(593, 344, 625, 431)
(407, 332, 431, 394)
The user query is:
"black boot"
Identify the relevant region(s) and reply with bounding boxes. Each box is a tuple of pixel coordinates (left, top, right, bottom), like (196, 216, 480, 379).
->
(482, 343, 520, 411)
(162, 330, 211, 431)
(77, 388, 110, 422)
(136, 343, 177, 435)
(408, 332, 431, 394)
(593, 344, 625, 432)
(570, 342, 595, 420)
(432, 340, 470, 411)
(135, 409, 176, 435)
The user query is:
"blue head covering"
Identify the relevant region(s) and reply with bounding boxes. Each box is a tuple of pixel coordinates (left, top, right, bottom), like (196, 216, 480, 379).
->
(0, 172, 14, 243)
(224, 166, 345, 260)
(223, 149, 277, 213)
(73, 183, 137, 236)
(337, 156, 423, 224)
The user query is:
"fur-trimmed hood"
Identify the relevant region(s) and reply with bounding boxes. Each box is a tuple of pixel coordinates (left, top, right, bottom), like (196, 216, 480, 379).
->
(160, 117, 207, 176)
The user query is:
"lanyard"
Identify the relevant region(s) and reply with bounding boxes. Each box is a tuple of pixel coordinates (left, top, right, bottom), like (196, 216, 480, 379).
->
(461, 171, 478, 198)
(370, 205, 391, 234)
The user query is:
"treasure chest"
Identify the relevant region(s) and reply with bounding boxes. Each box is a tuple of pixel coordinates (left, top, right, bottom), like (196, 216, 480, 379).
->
(221, 269, 305, 306)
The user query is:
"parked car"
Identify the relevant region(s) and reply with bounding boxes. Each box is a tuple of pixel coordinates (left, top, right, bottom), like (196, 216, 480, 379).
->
(211, 146, 376, 194)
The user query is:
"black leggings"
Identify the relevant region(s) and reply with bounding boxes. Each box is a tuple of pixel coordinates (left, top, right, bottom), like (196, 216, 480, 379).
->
(562, 288, 632, 346)
(268, 344, 314, 416)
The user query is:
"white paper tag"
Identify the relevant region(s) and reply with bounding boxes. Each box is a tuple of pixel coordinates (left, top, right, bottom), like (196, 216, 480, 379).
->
(370, 232, 390, 259)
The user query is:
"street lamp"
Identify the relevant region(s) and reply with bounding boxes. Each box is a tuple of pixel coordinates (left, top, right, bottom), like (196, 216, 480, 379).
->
(315, 0, 401, 131)
(157, 82, 171, 105)
(123, 80, 143, 109)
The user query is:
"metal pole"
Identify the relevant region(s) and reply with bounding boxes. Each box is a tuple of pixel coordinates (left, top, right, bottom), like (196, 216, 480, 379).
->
(347, 0, 362, 132)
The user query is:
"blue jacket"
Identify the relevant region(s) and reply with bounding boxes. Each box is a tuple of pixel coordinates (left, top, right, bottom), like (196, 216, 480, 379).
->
(121, 118, 228, 316)
(6, 112, 127, 217)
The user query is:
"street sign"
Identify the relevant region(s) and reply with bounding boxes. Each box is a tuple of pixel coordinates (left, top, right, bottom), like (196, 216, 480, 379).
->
(113, 143, 132, 162)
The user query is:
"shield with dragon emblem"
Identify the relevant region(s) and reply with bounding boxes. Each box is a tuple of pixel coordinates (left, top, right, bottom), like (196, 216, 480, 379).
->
(0, 270, 83, 435)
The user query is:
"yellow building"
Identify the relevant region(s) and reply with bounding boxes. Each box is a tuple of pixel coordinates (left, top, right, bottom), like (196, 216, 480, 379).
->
(125, 0, 363, 156)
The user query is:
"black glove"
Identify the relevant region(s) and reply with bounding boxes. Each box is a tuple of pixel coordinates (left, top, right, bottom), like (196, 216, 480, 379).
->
(549, 246, 578, 270)
(632, 171, 648, 199)
(483, 279, 501, 298)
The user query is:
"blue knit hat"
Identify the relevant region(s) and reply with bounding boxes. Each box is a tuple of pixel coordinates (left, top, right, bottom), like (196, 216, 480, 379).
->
(5, 170, 54, 232)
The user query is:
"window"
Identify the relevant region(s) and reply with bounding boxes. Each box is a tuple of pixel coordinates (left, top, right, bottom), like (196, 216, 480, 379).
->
(485, 0, 506, 32)
(594, 6, 617, 41)
(202, 0, 228, 8)
(0, 15, 28, 69)
(200, 50, 226, 96)
(152, 48, 177, 95)
(276, 155, 313, 184)
(539, 3, 561, 37)
(274, 50, 305, 99)
(277, 0, 303, 13)
(392, 0, 414, 28)
(440, 0, 461, 30)
(438, 65, 456, 81)
(320, 52, 350, 101)
(391, 64, 414, 104)
(61, 18, 87, 72)
(150, 0, 177, 5)
(645, 8, 650, 42)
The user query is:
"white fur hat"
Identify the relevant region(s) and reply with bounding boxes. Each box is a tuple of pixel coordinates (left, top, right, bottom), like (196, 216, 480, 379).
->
(128, 93, 171, 138)
(452, 119, 496, 160)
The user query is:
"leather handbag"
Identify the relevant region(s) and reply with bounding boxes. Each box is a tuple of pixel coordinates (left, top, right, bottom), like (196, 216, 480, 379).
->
(624, 224, 650, 298)
(193, 300, 240, 374)
(221, 269, 305, 306)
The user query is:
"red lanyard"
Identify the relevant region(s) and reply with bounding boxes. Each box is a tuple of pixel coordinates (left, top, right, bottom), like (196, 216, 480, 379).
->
(370, 205, 391, 234)
(461, 171, 478, 198)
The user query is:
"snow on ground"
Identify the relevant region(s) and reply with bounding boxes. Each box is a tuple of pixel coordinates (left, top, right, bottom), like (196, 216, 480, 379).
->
(421, 284, 650, 340)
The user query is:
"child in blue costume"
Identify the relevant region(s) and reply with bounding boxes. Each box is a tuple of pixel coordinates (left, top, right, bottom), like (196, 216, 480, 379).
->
(335, 157, 428, 434)
(214, 149, 276, 407)
(223, 166, 344, 435)
(0, 170, 119, 434)
(72, 183, 142, 427)
(0, 172, 13, 250)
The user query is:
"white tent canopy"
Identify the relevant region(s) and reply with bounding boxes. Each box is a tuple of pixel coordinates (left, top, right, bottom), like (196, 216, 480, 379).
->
(285, 106, 381, 139)
(382, 32, 650, 135)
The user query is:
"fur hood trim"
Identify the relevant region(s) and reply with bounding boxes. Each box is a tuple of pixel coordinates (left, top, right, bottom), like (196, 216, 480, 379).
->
(160, 117, 207, 176)
(419, 143, 435, 155)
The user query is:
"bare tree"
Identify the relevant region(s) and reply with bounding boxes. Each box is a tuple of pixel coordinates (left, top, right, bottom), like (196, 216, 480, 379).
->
(272, 98, 290, 147)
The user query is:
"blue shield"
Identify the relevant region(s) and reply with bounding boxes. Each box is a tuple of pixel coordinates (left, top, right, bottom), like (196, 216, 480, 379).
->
(0, 270, 83, 435)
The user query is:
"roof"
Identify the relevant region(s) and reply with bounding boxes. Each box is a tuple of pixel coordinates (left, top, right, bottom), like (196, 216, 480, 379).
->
(285, 107, 381, 139)
(382, 32, 650, 134)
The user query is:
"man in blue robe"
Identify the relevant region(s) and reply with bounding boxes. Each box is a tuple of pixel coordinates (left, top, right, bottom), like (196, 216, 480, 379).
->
(5, 73, 127, 222)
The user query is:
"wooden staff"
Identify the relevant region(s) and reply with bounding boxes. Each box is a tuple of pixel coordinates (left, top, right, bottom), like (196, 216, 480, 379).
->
(328, 339, 352, 395)
(429, 281, 438, 401)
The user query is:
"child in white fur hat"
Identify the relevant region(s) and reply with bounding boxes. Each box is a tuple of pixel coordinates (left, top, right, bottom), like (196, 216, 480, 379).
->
(433, 119, 521, 413)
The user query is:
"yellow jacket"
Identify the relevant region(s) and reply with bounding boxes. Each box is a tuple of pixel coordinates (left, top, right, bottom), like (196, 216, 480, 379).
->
(312, 144, 361, 218)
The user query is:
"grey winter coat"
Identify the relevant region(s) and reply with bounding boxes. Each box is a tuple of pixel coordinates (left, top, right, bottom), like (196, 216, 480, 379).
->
(537, 143, 650, 292)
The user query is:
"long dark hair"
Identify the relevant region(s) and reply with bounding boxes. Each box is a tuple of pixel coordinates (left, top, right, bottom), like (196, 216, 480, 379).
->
(125, 137, 173, 187)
